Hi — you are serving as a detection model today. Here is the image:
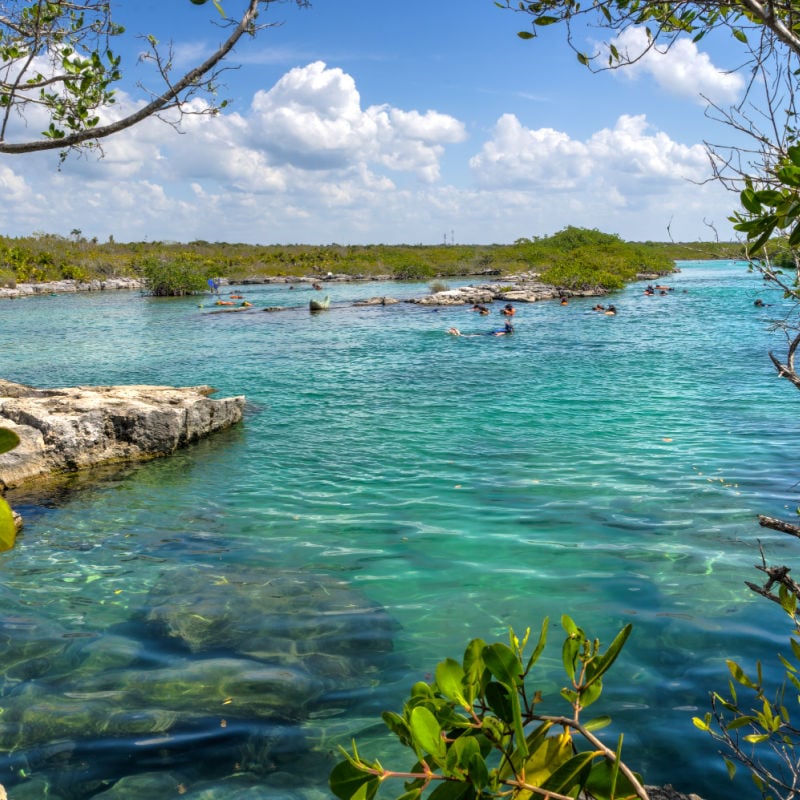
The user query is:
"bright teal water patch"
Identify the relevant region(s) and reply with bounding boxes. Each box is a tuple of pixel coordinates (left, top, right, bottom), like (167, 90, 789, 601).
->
(0, 264, 796, 798)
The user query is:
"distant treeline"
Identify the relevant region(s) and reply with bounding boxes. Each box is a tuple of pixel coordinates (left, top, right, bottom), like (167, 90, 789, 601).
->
(0, 227, 747, 294)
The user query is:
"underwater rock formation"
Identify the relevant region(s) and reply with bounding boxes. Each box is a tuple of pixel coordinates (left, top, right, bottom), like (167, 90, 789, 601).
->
(0, 566, 400, 797)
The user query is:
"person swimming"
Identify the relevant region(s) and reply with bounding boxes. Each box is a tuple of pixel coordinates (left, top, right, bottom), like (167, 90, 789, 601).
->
(448, 320, 514, 337)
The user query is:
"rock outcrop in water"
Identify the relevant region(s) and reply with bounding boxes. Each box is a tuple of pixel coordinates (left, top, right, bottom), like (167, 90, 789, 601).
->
(0, 380, 245, 490)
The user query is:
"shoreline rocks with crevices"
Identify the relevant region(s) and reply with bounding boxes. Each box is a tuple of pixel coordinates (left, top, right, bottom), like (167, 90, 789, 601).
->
(0, 380, 245, 492)
(0, 277, 142, 299)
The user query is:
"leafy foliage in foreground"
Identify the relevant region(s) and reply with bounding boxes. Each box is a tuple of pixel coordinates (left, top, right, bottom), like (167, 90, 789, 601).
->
(693, 538, 800, 800)
(330, 616, 645, 800)
(0, 428, 20, 551)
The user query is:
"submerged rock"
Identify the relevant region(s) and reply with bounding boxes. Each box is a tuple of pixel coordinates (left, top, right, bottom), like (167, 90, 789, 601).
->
(0, 564, 399, 795)
(143, 567, 398, 682)
(0, 380, 245, 490)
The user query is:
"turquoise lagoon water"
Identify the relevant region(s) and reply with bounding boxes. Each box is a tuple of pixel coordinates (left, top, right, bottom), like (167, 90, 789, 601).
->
(0, 261, 798, 799)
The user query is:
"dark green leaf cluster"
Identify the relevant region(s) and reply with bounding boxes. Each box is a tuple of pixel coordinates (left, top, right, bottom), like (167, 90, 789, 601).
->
(0, 430, 20, 552)
(499, 0, 778, 70)
(507, 227, 676, 290)
(693, 564, 800, 799)
(136, 253, 215, 296)
(732, 146, 800, 257)
(330, 617, 643, 800)
(1, 2, 124, 147)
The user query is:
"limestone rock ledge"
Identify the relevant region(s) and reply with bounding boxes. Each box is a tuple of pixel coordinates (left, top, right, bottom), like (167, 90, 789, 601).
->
(0, 380, 245, 490)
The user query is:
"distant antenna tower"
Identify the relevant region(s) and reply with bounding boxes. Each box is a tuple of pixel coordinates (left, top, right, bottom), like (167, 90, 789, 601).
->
(451, 229, 455, 245)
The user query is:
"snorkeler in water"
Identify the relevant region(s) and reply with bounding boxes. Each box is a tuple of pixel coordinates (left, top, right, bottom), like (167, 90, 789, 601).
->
(448, 320, 514, 337)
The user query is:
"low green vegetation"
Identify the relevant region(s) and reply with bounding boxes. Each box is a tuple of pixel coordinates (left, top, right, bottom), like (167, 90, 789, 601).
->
(136, 254, 216, 297)
(0, 228, 746, 296)
(507, 228, 679, 291)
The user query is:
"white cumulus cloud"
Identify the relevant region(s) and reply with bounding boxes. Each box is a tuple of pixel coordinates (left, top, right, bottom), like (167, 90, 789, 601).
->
(470, 112, 708, 192)
(609, 28, 744, 106)
(247, 61, 466, 179)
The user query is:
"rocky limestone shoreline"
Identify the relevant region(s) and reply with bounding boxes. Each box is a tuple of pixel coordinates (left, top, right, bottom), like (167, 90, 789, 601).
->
(0, 380, 245, 492)
(0, 276, 142, 299)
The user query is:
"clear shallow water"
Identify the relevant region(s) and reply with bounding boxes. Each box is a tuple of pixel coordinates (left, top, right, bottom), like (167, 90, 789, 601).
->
(0, 262, 797, 799)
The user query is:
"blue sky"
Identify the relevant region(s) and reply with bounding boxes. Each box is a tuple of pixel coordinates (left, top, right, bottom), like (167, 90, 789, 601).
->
(0, 0, 749, 244)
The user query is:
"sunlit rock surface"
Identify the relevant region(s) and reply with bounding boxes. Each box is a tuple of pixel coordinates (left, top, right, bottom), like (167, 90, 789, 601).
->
(0, 380, 245, 490)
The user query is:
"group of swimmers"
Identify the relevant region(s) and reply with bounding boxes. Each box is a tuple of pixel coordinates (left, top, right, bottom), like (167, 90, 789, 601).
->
(644, 284, 672, 296)
(449, 296, 625, 336)
(214, 292, 252, 308)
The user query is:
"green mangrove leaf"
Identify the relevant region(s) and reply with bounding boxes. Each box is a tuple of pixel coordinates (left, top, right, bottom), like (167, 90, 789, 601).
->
(725, 715, 758, 730)
(562, 633, 581, 684)
(584, 759, 643, 800)
(524, 616, 549, 674)
(510, 688, 527, 759)
(691, 713, 712, 732)
(410, 706, 445, 760)
(727, 660, 758, 689)
(448, 734, 479, 767)
(462, 637, 487, 703)
(382, 711, 412, 745)
(0, 497, 17, 552)
(436, 658, 468, 706)
(779, 584, 798, 615)
(518, 732, 573, 787)
(584, 624, 632, 688)
(740, 186, 762, 212)
(561, 687, 579, 706)
(428, 779, 474, 800)
(584, 715, 611, 732)
(778, 654, 795, 677)
(485, 681, 513, 723)
(468, 752, 490, 790)
(541, 750, 594, 795)
(0, 427, 20, 455)
(498, 721, 552, 781)
(482, 643, 523, 687)
(561, 615, 580, 636)
(329, 759, 380, 800)
(578, 678, 602, 708)
(411, 681, 433, 697)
